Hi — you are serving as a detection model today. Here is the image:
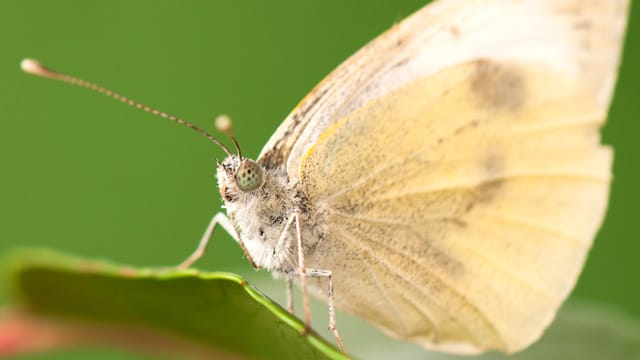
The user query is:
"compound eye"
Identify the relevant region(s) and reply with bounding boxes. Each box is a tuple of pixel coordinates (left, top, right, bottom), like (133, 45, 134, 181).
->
(235, 160, 263, 192)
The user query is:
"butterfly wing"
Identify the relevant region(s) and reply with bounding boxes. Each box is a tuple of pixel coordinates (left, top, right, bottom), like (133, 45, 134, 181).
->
(261, 0, 629, 354)
(258, 0, 627, 176)
(301, 61, 614, 353)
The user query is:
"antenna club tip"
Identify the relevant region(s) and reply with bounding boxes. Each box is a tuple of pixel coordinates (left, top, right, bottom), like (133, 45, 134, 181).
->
(215, 114, 233, 134)
(20, 58, 61, 80)
(21, 58, 42, 74)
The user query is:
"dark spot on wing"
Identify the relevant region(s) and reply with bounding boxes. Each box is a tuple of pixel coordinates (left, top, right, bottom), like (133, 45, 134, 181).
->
(390, 56, 409, 70)
(471, 180, 504, 208)
(411, 234, 467, 279)
(465, 153, 506, 212)
(448, 218, 467, 227)
(471, 60, 526, 111)
(453, 119, 480, 136)
(483, 152, 504, 175)
(450, 25, 461, 37)
(574, 19, 592, 30)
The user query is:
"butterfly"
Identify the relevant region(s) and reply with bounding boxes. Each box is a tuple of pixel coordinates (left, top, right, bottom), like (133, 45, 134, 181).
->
(22, 0, 630, 355)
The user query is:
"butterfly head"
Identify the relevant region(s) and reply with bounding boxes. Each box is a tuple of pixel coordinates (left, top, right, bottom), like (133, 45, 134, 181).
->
(217, 155, 265, 202)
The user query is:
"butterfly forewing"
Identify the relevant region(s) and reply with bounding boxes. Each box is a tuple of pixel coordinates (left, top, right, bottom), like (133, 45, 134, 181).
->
(258, 0, 627, 177)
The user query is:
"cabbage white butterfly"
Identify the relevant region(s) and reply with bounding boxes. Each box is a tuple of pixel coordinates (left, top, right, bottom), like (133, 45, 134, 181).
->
(22, 0, 629, 355)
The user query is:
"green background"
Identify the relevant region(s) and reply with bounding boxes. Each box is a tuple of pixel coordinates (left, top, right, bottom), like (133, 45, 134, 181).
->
(0, 1, 638, 359)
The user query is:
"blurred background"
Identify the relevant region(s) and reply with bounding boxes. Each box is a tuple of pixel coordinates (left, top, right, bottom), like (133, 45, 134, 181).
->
(0, 1, 638, 359)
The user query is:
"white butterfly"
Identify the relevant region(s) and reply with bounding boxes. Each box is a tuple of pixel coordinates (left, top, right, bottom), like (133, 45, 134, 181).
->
(22, 0, 630, 355)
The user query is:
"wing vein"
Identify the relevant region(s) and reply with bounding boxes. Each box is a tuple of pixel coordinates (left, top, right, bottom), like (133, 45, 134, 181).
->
(334, 222, 505, 346)
(335, 227, 441, 341)
(367, 172, 609, 203)
(333, 210, 559, 302)
(472, 210, 589, 247)
(338, 236, 413, 337)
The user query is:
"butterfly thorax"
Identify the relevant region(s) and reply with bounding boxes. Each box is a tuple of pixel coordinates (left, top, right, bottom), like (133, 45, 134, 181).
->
(216, 155, 323, 273)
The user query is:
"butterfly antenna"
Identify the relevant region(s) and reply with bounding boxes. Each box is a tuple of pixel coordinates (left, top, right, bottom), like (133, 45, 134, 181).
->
(215, 114, 243, 159)
(20, 58, 233, 157)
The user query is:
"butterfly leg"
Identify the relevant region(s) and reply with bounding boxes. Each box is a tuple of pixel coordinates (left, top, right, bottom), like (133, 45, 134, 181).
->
(274, 211, 304, 315)
(285, 210, 346, 353)
(286, 209, 313, 334)
(286, 278, 295, 314)
(306, 268, 345, 353)
(178, 212, 258, 269)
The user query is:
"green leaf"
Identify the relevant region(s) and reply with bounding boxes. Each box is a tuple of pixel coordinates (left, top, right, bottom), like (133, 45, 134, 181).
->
(1, 249, 349, 360)
(2, 249, 640, 360)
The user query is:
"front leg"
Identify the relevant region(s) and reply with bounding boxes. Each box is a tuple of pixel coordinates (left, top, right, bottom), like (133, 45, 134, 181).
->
(178, 212, 258, 270)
